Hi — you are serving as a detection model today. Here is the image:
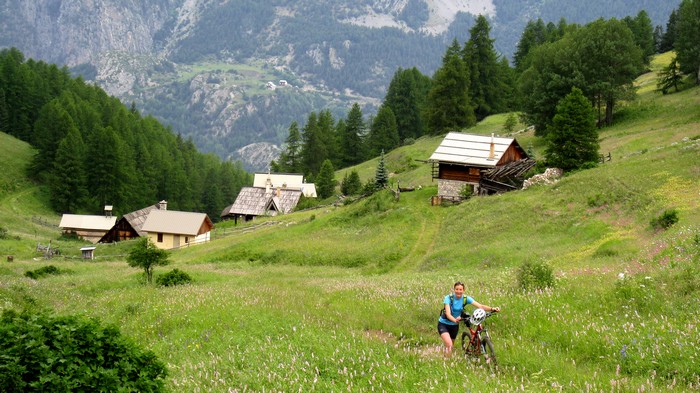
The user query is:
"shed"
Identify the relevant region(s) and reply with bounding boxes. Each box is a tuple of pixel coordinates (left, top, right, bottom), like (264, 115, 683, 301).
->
(59, 214, 117, 244)
(428, 132, 533, 197)
(141, 210, 214, 250)
(220, 186, 303, 223)
(80, 246, 96, 260)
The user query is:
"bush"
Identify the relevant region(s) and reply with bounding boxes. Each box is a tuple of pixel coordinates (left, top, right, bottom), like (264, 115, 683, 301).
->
(24, 265, 61, 280)
(0, 226, 8, 239)
(516, 261, 556, 291)
(156, 268, 193, 287)
(0, 310, 167, 392)
(650, 209, 679, 230)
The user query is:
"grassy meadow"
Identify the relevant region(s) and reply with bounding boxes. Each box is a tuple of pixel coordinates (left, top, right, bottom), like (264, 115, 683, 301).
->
(1, 59, 700, 392)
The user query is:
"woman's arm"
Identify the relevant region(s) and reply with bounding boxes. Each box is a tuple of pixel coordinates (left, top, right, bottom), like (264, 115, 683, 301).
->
(471, 300, 500, 313)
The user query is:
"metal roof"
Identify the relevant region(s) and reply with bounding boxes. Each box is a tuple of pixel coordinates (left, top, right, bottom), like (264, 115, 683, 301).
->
(141, 210, 213, 236)
(429, 132, 516, 168)
(59, 214, 116, 231)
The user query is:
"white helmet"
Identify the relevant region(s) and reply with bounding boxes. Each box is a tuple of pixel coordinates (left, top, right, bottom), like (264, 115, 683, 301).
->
(470, 308, 486, 325)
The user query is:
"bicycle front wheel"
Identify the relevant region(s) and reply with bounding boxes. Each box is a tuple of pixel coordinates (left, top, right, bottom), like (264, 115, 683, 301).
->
(481, 336, 497, 371)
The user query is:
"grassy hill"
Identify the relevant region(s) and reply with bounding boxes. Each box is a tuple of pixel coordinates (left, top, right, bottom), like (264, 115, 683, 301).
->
(1, 55, 699, 391)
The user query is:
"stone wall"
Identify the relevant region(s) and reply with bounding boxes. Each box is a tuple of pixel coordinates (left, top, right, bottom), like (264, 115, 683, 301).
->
(438, 179, 476, 197)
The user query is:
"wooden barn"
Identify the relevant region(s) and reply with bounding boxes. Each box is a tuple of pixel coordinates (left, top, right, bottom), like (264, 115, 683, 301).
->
(99, 200, 168, 243)
(59, 214, 117, 244)
(253, 173, 317, 197)
(141, 210, 214, 250)
(220, 186, 303, 224)
(429, 132, 534, 197)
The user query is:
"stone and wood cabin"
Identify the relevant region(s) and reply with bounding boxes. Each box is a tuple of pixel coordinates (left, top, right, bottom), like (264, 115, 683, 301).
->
(141, 210, 214, 250)
(220, 186, 303, 224)
(429, 132, 535, 198)
(99, 200, 168, 243)
(59, 214, 117, 244)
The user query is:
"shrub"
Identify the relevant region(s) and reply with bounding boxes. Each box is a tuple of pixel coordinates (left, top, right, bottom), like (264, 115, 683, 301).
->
(156, 268, 193, 287)
(650, 209, 679, 230)
(516, 261, 556, 291)
(0, 226, 8, 239)
(0, 309, 167, 392)
(24, 265, 61, 280)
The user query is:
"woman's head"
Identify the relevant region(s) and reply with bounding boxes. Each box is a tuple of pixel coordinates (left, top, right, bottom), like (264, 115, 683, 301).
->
(453, 281, 465, 297)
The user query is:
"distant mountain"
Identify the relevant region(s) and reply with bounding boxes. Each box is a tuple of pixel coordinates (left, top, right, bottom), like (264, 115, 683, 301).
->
(0, 0, 681, 171)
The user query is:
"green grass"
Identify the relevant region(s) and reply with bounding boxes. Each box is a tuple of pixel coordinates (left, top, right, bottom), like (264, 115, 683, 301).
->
(1, 57, 700, 391)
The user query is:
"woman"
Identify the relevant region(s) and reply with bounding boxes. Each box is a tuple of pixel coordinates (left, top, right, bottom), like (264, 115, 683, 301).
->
(438, 281, 500, 357)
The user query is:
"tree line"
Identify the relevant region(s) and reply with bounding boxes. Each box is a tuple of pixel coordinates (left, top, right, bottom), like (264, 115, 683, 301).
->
(273, 2, 699, 178)
(0, 48, 251, 221)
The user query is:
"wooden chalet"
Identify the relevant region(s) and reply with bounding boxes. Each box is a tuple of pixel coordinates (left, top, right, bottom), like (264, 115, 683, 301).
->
(99, 200, 168, 243)
(220, 186, 303, 224)
(429, 132, 534, 197)
(141, 210, 214, 250)
(59, 214, 117, 244)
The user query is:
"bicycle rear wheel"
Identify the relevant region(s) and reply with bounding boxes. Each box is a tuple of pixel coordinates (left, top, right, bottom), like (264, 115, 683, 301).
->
(460, 330, 475, 355)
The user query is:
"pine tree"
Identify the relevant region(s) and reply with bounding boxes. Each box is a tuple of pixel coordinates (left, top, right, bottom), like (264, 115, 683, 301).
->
(545, 87, 599, 171)
(374, 150, 389, 189)
(659, 10, 678, 53)
(316, 159, 337, 199)
(277, 121, 302, 172)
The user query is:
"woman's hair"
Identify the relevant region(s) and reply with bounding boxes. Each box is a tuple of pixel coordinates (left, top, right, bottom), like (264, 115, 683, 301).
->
(454, 281, 464, 289)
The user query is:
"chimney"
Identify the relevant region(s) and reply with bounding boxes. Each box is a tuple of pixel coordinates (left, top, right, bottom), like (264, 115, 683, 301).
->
(104, 205, 113, 217)
(276, 187, 281, 197)
(265, 177, 272, 193)
(488, 133, 495, 160)
(158, 200, 168, 210)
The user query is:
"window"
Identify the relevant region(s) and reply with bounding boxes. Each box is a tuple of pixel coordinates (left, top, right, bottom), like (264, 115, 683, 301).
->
(157, 233, 163, 243)
(185, 236, 189, 244)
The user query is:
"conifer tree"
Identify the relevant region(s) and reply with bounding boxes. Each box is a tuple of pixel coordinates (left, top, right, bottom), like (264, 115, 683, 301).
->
(676, 0, 700, 84)
(464, 15, 509, 120)
(50, 127, 87, 213)
(545, 87, 599, 171)
(425, 39, 475, 134)
(340, 170, 362, 196)
(316, 159, 337, 199)
(367, 104, 399, 156)
(276, 121, 302, 172)
(374, 150, 389, 189)
(384, 67, 430, 141)
(657, 57, 684, 94)
(339, 103, 366, 167)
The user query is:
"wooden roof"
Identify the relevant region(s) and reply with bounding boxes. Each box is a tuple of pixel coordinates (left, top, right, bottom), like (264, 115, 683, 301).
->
(429, 132, 525, 168)
(221, 187, 302, 217)
(121, 203, 163, 237)
(59, 214, 116, 231)
(141, 210, 214, 236)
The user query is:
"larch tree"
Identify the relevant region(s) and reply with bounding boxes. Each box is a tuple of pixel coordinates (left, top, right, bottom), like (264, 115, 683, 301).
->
(339, 103, 367, 167)
(126, 237, 170, 284)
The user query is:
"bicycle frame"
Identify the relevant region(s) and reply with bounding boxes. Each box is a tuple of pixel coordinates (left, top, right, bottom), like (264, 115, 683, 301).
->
(463, 323, 486, 356)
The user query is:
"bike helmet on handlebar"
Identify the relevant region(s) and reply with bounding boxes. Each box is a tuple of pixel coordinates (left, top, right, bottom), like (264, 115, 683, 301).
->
(470, 308, 486, 325)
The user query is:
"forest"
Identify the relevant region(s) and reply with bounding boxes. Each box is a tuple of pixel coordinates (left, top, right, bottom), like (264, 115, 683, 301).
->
(0, 48, 251, 220)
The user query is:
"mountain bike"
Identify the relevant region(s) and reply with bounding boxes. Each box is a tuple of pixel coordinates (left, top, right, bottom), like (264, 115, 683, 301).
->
(460, 311, 497, 371)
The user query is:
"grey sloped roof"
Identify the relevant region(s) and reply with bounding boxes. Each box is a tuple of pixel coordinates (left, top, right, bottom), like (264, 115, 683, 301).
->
(122, 203, 162, 236)
(429, 132, 516, 168)
(141, 210, 213, 236)
(59, 214, 116, 231)
(221, 187, 302, 217)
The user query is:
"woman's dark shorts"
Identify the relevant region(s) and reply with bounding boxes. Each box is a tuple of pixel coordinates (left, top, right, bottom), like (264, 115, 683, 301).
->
(437, 321, 459, 339)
